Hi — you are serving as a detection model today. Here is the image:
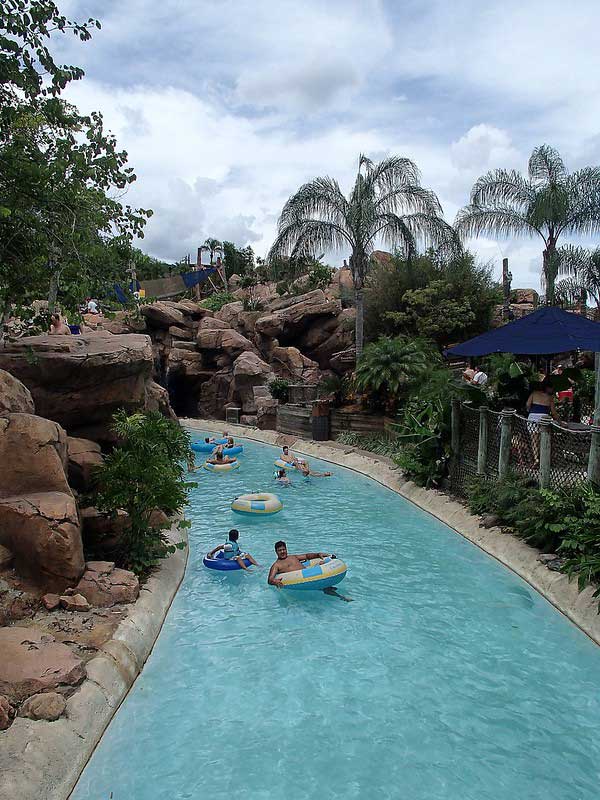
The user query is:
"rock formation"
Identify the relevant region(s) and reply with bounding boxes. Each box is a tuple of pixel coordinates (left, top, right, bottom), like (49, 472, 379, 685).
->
(0, 333, 158, 443)
(0, 370, 85, 590)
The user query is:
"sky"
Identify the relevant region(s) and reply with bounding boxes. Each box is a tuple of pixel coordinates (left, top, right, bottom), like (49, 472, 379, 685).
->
(56, 0, 600, 290)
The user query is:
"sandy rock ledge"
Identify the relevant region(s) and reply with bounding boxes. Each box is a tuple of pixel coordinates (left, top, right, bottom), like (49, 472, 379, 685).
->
(0, 522, 188, 800)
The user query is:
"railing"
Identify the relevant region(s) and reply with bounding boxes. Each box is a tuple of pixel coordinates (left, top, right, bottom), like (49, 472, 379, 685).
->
(449, 400, 599, 495)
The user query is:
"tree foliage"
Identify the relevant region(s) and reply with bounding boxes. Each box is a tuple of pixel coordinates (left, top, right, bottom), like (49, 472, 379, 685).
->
(456, 144, 600, 302)
(92, 411, 193, 576)
(365, 250, 500, 347)
(0, 1, 151, 332)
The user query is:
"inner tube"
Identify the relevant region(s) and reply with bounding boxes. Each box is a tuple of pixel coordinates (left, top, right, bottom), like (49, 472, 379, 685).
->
(273, 458, 305, 471)
(203, 550, 251, 571)
(215, 438, 229, 445)
(222, 445, 243, 456)
(278, 557, 347, 591)
(192, 441, 218, 453)
(231, 492, 283, 515)
(204, 459, 239, 473)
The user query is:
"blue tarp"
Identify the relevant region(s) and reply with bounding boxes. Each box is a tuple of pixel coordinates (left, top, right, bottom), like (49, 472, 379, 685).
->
(445, 306, 600, 357)
(182, 267, 217, 289)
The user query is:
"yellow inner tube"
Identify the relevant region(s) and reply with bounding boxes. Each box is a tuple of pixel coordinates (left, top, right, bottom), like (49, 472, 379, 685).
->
(204, 459, 239, 473)
(231, 492, 283, 514)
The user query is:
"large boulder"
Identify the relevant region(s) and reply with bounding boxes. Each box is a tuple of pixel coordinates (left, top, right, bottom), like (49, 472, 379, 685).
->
(197, 368, 234, 418)
(0, 492, 84, 590)
(141, 301, 189, 329)
(0, 627, 84, 702)
(0, 414, 70, 497)
(299, 308, 356, 368)
(256, 290, 341, 341)
(145, 379, 177, 420)
(230, 352, 274, 414)
(74, 561, 139, 607)
(67, 437, 103, 491)
(0, 333, 157, 442)
(98, 311, 147, 335)
(271, 346, 321, 383)
(197, 327, 256, 361)
(0, 369, 35, 416)
(215, 301, 244, 327)
(198, 316, 230, 331)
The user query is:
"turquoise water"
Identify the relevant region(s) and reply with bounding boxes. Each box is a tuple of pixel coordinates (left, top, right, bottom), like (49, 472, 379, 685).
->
(72, 433, 600, 800)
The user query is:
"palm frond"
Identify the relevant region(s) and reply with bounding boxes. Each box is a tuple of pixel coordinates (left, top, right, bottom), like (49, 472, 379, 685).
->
(362, 155, 421, 195)
(528, 144, 567, 184)
(268, 219, 352, 263)
(375, 184, 442, 216)
(470, 169, 535, 209)
(455, 204, 541, 240)
(277, 177, 349, 231)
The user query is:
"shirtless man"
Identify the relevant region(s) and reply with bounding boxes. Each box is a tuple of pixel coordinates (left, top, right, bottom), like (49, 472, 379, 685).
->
(49, 313, 72, 335)
(268, 541, 352, 601)
(281, 445, 308, 469)
(267, 541, 330, 587)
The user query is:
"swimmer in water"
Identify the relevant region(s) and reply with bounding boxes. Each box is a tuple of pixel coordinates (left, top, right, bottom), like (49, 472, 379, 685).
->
(275, 468, 291, 485)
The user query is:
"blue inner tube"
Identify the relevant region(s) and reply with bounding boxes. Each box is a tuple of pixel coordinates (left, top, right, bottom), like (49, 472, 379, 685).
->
(203, 550, 251, 571)
(222, 445, 243, 456)
(191, 442, 218, 453)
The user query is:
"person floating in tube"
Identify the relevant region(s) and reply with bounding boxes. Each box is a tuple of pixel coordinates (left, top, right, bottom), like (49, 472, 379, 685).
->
(207, 529, 259, 571)
(268, 540, 352, 601)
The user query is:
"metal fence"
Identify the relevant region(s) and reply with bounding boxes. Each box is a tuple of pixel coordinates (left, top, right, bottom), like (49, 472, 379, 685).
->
(449, 401, 596, 496)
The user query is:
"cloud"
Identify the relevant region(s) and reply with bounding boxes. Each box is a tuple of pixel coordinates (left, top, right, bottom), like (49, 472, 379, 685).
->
(57, 0, 600, 294)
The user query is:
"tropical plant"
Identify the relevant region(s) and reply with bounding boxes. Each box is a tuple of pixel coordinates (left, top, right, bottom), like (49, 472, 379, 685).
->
(560, 485, 600, 604)
(200, 291, 235, 311)
(268, 378, 290, 403)
(91, 411, 193, 576)
(456, 145, 600, 303)
(268, 154, 456, 357)
(554, 245, 600, 311)
(336, 431, 399, 458)
(354, 336, 436, 409)
(317, 374, 353, 407)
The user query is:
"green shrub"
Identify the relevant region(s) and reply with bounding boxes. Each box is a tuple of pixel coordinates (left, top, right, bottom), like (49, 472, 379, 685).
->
(559, 485, 600, 601)
(200, 292, 236, 311)
(91, 411, 194, 576)
(268, 378, 290, 402)
(318, 374, 353, 407)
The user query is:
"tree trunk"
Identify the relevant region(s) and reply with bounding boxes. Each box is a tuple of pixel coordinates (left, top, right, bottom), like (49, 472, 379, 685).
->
(543, 242, 558, 304)
(0, 294, 14, 344)
(355, 286, 364, 360)
(48, 268, 62, 313)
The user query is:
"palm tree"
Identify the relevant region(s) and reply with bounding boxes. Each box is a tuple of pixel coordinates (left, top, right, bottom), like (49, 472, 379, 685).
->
(201, 237, 225, 289)
(268, 154, 455, 357)
(201, 237, 223, 265)
(455, 144, 600, 304)
(554, 244, 600, 312)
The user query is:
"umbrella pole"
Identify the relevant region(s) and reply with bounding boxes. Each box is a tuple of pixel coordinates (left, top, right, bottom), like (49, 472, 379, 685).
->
(594, 352, 600, 426)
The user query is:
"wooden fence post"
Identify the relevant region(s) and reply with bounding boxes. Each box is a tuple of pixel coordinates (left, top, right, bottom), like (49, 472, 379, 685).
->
(498, 408, 514, 479)
(587, 424, 600, 486)
(539, 415, 552, 489)
(477, 406, 488, 475)
(451, 398, 461, 458)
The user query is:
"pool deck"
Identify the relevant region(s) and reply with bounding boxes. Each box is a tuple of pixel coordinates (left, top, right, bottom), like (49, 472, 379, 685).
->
(185, 418, 600, 647)
(0, 522, 188, 800)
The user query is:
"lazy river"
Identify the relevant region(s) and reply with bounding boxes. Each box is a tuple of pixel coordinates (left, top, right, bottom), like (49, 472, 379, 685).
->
(72, 433, 600, 799)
